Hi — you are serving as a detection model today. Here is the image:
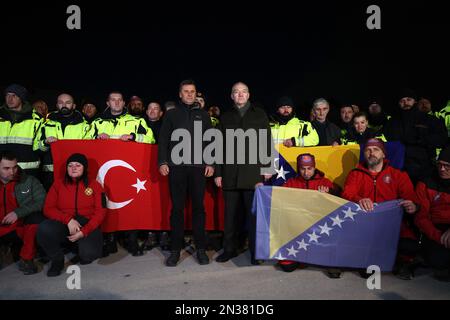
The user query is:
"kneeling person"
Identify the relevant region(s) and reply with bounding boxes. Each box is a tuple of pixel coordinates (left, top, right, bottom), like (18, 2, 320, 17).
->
(0, 151, 46, 275)
(279, 153, 337, 272)
(37, 153, 106, 277)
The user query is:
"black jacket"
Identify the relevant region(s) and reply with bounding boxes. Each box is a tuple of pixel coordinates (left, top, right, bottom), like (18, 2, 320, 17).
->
(158, 102, 212, 167)
(383, 107, 447, 183)
(146, 119, 162, 144)
(311, 120, 341, 146)
(216, 103, 273, 190)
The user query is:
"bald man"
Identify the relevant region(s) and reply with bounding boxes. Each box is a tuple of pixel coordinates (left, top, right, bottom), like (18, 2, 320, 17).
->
(33, 93, 91, 190)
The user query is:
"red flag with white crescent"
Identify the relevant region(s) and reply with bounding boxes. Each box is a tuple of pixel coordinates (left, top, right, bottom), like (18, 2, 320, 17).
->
(51, 140, 224, 232)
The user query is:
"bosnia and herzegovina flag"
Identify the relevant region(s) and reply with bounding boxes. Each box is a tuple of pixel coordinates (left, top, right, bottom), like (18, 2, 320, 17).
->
(254, 186, 403, 271)
(270, 142, 405, 188)
(270, 145, 361, 188)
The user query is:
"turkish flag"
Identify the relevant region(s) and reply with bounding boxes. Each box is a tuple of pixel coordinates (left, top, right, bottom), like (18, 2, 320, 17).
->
(51, 140, 224, 232)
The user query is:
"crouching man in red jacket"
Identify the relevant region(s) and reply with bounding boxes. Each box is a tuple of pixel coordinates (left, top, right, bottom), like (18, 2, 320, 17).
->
(278, 153, 339, 272)
(0, 151, 46, 275)
(341, 138, 419, 280)
(37, 153, 106, 277)
(415, 146, 450, 282)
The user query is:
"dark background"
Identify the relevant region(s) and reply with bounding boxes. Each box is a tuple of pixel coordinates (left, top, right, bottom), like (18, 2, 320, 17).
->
(1, 0, 449, 120)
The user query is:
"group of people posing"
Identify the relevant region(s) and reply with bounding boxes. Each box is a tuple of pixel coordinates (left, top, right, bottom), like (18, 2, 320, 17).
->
(0, 80, 449, 282)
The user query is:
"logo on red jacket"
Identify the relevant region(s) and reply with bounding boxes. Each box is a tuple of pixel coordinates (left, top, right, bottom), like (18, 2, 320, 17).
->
(84, 187, 93, 196)
(382, 174, 392, 184)
(433, 193, 441, 202)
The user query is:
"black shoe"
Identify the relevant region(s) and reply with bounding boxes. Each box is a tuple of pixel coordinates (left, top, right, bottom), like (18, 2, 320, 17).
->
(216, 251, 237, 263)
(159, 232, 170, 251)
(144, 232, 158, 250)
(251, 258, 263, 265)
(196, 249, 209, 265)
(326, 268, 342, 279)
(80, 259, 93, 265)
(165, 251, 180, 267)
(102, 233, 118, 257)
(393, 263, 414, 280)
(18, 259, 38, 275)
(358, 270, 371, 279)
(47, 258, 65, 277)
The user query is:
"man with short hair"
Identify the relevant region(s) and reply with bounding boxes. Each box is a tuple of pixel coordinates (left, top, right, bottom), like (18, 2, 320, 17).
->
(338, 104, 355, 137)
(415, 146, 450, 282)
(0, 151, 46, 275)
(34, 93, 90, 190)
(89, 92, 155, 257)
(158, 80, 214, 267)
(270, 96, 319, 147)
(0, 84, 42, 177)
(89, 92, 155, 143)
(128, 95, 145, 117)
(214, 82, 273, 265)
(145, 101, 163, 143)
(81, 100, 98, 123)
(342, 138, 420, 280)
(311, 98, 341, 146)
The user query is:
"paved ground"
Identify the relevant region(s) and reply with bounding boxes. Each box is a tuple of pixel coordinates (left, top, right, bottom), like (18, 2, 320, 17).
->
(1, 245, 449, 300)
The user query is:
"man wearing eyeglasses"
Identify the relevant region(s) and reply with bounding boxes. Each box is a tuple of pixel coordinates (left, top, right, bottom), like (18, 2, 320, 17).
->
(415, 146, 450, 282)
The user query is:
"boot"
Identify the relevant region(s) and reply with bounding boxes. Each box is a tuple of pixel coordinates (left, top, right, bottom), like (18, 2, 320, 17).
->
(102, 233, 118, 257)
(18, 259, 38, 275)
(144, 232, 158, 250)
(165, 251, 180, 267)
(159, 232, 170, 251)
(47, 258, 65, 277)
(196, 249, 209, 265)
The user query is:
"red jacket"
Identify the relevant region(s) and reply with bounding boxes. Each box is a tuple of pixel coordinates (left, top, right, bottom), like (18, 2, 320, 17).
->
(44, 179, 106, 236)
(415, 178, 450, 244)
(283, 169, 335, 192)
(342, 161, 419, 238)
(1, 180, 18, 221)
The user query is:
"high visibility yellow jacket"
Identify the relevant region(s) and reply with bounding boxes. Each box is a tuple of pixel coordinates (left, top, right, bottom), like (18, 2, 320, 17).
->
(34, 110, 90, 152)
(88, 109, 155, 144)
(0, 103, 42, 171)
(33, 110, 91, 172)
(270, 116, 319, 147)
(437, 102, 450, 138)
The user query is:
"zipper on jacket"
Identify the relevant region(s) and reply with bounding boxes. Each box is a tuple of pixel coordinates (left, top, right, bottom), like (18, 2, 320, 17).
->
(373, 178, 377, 202)
(74, 181, 79, 217)
(2, 186, 6, 219)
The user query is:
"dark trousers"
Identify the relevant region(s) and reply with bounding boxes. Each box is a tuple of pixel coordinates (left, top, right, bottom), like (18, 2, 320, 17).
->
(168, 166, 207, 251)
(423, 236, 450, 270)
(37, 216, 103, 262)
(222, 190, 256, 257)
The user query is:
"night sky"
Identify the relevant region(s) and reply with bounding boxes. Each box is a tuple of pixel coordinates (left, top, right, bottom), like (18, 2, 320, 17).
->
(1, 1, 449, 120)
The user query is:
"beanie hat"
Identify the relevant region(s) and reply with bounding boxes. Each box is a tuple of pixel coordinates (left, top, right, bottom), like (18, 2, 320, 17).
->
(398, 88, 417, 102)
(276, 96, 295, 110)
(66, 153, 88, 169)
(365, 138, 386, 156)
(297, 153, 316, 168)
(438, 146, 450, 163)
(4, 84, 28, 101)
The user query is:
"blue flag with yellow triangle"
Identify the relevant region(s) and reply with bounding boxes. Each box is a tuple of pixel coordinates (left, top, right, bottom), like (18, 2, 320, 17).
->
(253, 186, 403, 271)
